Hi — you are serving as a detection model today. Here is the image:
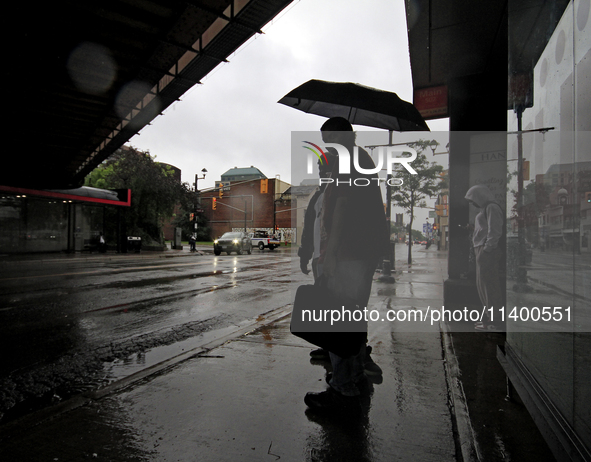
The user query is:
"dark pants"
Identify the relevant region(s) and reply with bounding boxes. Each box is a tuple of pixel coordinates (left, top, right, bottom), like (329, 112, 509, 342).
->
(324, 258, 378, 395)
(475, 246, 503, 314)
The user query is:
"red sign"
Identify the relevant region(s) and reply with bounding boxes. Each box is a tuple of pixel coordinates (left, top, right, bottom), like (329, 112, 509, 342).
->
(414, 85, 448, 120)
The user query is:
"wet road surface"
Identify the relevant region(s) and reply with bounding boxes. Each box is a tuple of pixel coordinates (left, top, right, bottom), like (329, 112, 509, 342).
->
(0, 250, 294, 422)
(0, 246, 559, 461)
(0, 248, 459, 461)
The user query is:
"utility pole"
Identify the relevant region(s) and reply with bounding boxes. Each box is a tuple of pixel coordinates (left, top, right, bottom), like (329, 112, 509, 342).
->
(513, 106, 532, 293)
(373, 131, 397, 283)
(194, 168, 207, 233)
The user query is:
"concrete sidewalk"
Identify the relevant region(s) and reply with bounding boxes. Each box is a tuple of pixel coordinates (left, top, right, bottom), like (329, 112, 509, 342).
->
(0, 247, 550, 461)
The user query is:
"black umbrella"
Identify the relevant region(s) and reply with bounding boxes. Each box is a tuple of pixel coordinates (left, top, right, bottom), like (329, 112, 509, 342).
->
(278, 79, 429, 131)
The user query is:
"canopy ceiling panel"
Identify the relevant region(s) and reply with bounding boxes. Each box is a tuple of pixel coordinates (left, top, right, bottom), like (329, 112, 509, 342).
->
(405, 0, 568, 98)
(3, 0, 292, 189)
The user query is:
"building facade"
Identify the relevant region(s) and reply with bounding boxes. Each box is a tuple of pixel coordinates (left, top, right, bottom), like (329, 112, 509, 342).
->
(0, 186, 130, 253)
(200, 174, 292, 240)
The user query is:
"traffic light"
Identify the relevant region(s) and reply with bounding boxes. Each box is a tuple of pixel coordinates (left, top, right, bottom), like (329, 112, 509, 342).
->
(190, 213, 195, 221)
(212, 198, 217, 210)
(219, 188, 224, 199)
(586, 192, 591, 203)
(435, 204, 447, 216)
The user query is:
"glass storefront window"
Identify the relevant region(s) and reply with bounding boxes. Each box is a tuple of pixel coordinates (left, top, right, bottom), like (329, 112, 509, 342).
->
(508, 0, 591, 452)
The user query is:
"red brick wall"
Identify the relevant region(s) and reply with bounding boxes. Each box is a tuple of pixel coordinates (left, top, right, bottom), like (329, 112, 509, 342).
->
(200, 179, 292, 239)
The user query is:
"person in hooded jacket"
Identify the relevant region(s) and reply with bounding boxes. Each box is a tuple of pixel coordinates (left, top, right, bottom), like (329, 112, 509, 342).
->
(465, 184, 504, 331)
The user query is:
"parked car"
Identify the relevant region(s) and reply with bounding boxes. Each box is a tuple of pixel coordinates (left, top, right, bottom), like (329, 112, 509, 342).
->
(249, 230, 281, 251)
(213, 232, 252, 255)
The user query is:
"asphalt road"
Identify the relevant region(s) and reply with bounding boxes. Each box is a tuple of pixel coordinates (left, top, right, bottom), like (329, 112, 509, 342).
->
(0, 249, 296, 422)
(0, 246, 560, 461)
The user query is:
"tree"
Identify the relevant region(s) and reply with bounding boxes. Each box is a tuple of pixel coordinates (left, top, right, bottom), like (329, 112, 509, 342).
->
(410, 229, 426, 241)
(85, 146, 194, 245)
(390, 140, 446, 264)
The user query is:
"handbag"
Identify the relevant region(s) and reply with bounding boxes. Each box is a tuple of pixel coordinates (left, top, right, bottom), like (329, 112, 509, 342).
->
(290, 283, 366, 358)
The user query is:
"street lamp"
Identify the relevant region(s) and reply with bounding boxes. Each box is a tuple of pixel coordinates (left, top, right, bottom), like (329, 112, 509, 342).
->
(193, 168, 207, 235)
(430, 141, 450, 156)
(429, 140, 438, 155)
(513, 106, 533, 293)
(194, 168, 208, 193)
(194, 168, 208, 207)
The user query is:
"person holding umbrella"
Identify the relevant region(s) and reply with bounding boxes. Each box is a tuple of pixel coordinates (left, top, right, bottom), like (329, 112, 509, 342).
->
(299, 148, 383, 377)
(303, 117, 389, 410)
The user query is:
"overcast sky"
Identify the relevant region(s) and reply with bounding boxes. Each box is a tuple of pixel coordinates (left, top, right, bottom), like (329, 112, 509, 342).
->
(128, 0, 449, 230)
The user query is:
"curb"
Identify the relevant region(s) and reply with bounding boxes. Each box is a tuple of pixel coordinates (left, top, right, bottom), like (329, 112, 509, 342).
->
(0, 304, 293, 439)
(441, 321, 482, 462)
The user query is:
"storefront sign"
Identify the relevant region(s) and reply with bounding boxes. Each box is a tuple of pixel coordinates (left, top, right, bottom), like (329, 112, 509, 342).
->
(413, 85, 448, 119)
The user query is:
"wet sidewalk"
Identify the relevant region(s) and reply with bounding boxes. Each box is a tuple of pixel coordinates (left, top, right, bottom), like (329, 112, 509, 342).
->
(0, 247, 551, 461)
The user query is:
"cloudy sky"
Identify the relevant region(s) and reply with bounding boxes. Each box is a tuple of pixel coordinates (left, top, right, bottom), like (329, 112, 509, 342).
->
(128, 0, 449, 228)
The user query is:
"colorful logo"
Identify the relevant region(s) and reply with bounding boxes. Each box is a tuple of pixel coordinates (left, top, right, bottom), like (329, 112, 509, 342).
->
(304, 142, 417, 176)
(302, 141, 329, 166)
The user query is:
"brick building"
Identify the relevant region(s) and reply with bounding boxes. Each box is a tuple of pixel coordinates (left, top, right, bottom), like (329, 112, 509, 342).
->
(199, 169, 292, 240)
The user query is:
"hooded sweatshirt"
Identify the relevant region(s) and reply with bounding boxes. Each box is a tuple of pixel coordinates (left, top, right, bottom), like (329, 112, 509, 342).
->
(464, 185, 504, 252)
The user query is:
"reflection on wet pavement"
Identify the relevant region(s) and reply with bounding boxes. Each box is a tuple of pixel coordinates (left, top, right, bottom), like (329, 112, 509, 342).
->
(0, 311, 457, 461)
(0, 248, 459, 461)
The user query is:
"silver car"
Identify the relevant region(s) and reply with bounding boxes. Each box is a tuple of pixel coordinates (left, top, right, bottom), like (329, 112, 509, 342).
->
(213, 232, 252, 255)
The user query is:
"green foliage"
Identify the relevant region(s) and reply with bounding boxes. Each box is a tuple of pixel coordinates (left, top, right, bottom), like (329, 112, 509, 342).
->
(390, 222, 405, 235)
(85, 163, 115, 190)
(84, 146, 195, 244)
(390, 140, 446, 263)
(410, 229, 426, 241)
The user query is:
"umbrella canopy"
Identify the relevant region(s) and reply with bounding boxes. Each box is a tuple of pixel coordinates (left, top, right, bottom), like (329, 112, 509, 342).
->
(278, 79, 429, 132)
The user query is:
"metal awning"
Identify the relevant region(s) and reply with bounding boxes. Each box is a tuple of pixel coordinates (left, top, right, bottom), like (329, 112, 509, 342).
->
(4, 0, 292, 190)
(405, 0, 569, 109)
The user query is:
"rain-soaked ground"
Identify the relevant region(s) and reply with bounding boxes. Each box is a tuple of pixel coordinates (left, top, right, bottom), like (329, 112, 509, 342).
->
(0, 249, 294, 423)
(0, 259, 459, 461)
(0, 245, 559, 461)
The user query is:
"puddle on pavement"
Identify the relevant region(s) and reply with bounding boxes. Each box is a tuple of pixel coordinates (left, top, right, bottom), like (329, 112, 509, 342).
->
(101, 327, 237, 383)
(0, 325, 245, 425)
(101, 270, 238, 289)
(102, 313, 281, 383)
(241, 317, 294, 346)
(100, 262, 290, 290)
